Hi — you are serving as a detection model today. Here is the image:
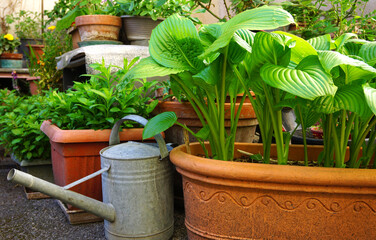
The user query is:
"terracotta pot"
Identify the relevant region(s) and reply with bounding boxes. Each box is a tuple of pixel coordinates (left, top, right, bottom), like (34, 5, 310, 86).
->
(68, 26, 81, 49)
(40, 120, 155, 209)
(28, 44, 44, 60)
(153, 97, 258, 144)
(26, 77, 40, 95)
(121, 15, 163, 46)
(75, 15, 122, 41)
(170, 142, 376, 239)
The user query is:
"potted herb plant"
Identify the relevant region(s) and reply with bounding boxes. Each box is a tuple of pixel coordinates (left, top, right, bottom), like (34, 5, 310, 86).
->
(0, 33, 22, 68)
(126, 7, 376, 239)
(114, 0, 197, 45)
(40, 58, 160, 207)
(0, 91, 53, 183)
(57, 0, 122, 44)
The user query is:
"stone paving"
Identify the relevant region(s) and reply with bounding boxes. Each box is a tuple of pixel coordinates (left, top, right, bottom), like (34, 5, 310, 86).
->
(0, 159, 187, 240)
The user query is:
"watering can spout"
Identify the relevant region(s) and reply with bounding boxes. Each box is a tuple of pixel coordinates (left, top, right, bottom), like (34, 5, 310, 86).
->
(7, 168, 116, 222)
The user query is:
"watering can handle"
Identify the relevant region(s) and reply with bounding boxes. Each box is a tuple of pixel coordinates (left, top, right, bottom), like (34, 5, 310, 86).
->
(109, 115, 169, 160)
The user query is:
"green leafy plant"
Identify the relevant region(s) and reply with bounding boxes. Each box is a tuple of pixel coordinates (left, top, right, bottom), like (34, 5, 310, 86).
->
(125, 7, 295, 161)
(281, 0, 376, 40)
(28, 27, 72, 91)
(41, 58, 159, 130)
(0, 91, 50, 161)
(113, 0, 196, 20)
(0, 33, 21, 54)
(56, 0, 118, 30)
(127, 9, 376, 170)
(5, 10, 42, 40)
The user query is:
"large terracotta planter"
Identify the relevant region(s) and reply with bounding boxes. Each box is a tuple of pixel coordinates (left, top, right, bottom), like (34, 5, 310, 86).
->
(40, 120, 151, 209)
(75, 15, 122, 42)
(26, 76, 40, 95)
(170, 142, 376, 239)
(153, 98, 258, 145)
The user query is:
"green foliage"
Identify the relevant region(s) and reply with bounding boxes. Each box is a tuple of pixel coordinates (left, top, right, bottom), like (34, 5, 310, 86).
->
(0, 91, 50, 161)
(5, 10, 42, 40)
(127, 8, 295, 161)
(281, 0, 376, 40)
(113, 0, 196, 20)
(0, 33, 21, 55)
(131, 10, 376, 169)
(28, 28, 72, 91)
(41, 58, 159, 130)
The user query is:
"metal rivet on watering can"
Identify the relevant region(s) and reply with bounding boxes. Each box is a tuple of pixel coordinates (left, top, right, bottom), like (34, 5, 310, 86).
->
(100, 115, 174, 240)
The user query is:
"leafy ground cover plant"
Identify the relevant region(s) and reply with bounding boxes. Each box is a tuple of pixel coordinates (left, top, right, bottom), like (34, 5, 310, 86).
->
(125, 6, 295, 161)
(0, 91, 50, 161)
(41, 58, 159, 130)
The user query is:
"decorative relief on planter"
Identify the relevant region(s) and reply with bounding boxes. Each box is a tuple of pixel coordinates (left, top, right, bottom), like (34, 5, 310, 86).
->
(184, 181, 376, 214)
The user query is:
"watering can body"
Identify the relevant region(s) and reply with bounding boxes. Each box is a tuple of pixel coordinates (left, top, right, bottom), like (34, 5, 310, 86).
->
(8, 115, 174, 240)
(101, 116, 174, 239)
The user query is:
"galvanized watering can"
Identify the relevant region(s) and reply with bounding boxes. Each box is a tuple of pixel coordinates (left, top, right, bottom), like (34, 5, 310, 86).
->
(8, 115, 174, 240)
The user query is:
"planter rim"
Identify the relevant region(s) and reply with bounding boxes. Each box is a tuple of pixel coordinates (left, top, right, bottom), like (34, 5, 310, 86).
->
(0, 53, 23, 59)
(170, 142, 376, 189)
(75, 15, 122, 27)
(40, 120, 158, 143)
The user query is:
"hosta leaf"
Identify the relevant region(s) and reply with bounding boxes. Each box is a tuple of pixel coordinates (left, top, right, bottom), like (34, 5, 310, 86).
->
(200, 6, 294, 59)
(334, 33, 358, 53)
(275, 31, 317, 63)
(318, 50, 376, 84)
(343, 39, 367, 56)
(363, 83, 376, 115)
(359, 42, 376, 67)
(125, 56, 184, 80)
(333, 83, 373, 120)
(149, 14, 205, 73)
(228, 29, 254, 64)
(260, 55, 337, 100)
(143, 112, 177, 139)
(307, 34, 331, 51)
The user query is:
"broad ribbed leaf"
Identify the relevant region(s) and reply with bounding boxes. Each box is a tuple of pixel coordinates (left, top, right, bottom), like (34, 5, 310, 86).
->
(260, 55, 337, 100)
(247, 32, 291, 75)
(363, 83, 376, 116)
(143, 112, 177, 139)
(359, 42, 376, 66)
(343, 39, 366, 56)
(149, 14, 205, 73)
(274, 31, 317, 64)
(125, 57, 184, 79)
(318, 51, 376, 83)
(333, 84, 373, 120)
(308, 34, 331, 50)
(228, 29, 255, 64)
(200, 6, 294, 59)
(334, 33, 358, 53)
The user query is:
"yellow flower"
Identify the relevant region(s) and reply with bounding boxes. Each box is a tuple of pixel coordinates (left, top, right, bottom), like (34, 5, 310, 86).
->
(48, 26, 56, 31)
(4, 34, 14, 41)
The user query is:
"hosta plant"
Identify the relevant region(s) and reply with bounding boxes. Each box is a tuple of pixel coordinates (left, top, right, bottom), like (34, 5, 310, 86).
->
(125, 6, 295, 161)
(128, 8, 376, 169)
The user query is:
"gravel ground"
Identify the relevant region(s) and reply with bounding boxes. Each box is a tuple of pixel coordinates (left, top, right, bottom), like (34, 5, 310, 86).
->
(0, 159, 187, 240)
